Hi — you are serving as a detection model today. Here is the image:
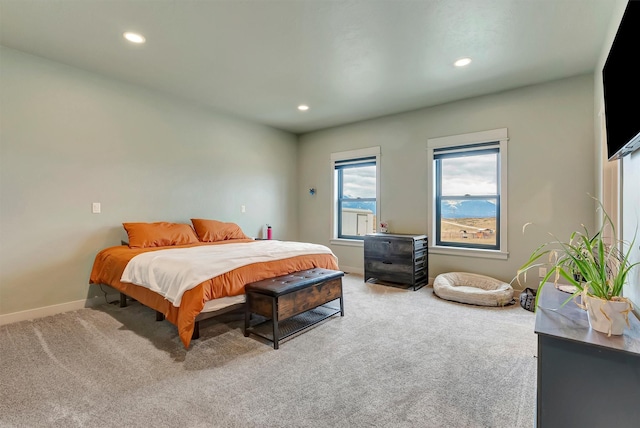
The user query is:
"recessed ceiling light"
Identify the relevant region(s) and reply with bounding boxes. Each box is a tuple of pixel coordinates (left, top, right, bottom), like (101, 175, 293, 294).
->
(454, 57, 472, 67)
(298, 105, 309, 111)
(123, 32, 146, 44)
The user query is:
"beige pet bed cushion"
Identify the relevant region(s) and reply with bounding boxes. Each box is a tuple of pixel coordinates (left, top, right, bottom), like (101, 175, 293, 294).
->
(433, 272, 514, 306)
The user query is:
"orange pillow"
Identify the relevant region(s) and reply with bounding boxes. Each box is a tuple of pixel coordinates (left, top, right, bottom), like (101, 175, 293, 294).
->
(191, 219, 250, 242)
(123, 222, 199, 248)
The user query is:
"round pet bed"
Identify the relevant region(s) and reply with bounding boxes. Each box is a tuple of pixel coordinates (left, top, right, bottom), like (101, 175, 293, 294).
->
(433, 272, 514, 307)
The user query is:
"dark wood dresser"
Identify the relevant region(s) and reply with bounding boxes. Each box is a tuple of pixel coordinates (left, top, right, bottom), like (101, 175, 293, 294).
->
(364, 233, 428, 290)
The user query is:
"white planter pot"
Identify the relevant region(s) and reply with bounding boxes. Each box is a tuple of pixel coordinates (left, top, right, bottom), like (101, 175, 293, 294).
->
(584, 294, 632, 336)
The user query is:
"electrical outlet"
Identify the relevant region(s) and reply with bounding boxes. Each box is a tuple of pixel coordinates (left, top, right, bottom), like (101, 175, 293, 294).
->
(538, 267, 547, 278)
(92, 202, 101, 214)
(241, 205, 246, 213)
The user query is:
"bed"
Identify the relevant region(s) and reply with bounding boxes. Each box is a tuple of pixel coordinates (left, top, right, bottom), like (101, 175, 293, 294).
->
(89, 220, 339, 348)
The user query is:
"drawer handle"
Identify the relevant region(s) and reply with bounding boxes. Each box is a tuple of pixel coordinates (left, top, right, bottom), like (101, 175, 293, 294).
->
(382, 261, 392, 264)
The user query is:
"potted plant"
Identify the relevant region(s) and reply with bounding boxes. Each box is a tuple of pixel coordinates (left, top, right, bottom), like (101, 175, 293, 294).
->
(515, 199, 638, 336)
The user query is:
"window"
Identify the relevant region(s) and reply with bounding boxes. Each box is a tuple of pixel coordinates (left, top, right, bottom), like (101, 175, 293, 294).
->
(427, 129, 508, 258)
(331, 147, 380, 243)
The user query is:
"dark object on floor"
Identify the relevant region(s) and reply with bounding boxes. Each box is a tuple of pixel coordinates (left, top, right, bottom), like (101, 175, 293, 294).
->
(519, 288, 537, 312)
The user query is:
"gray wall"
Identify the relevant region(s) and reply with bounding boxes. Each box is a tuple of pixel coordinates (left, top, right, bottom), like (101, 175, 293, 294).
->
(0, 45, 611, 317)
(298, 74, 596, 289)
(0, 47, 298, 315)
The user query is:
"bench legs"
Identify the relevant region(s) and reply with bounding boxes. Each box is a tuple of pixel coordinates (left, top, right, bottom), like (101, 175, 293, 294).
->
(272, 299, 280, 350)
(244, 276, 344, 349)
(243, 294, 281, 349)
(271, 294, 343, 349)
(244, 309, 251, 337)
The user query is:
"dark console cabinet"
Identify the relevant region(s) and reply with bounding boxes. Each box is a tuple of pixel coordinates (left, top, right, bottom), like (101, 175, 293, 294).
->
(364, 233, 428, 290)
(535, 285, 640, 427)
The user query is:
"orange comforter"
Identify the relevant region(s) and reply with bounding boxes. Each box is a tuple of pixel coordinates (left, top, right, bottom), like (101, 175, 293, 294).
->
(89, 240, 339, 348)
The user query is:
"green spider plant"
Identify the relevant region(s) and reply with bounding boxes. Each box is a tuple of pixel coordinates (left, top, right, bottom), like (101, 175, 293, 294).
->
(515, 199, 639, 307)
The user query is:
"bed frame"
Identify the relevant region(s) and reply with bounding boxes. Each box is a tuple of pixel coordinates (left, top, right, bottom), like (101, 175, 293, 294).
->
(118, 292, 244, 340)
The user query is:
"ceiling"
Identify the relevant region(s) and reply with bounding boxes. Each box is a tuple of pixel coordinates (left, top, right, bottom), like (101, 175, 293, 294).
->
(0, 0, 616, 134)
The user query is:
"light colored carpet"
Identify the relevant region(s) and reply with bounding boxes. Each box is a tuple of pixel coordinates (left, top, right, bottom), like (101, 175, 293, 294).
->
(0, 274, 537, 427)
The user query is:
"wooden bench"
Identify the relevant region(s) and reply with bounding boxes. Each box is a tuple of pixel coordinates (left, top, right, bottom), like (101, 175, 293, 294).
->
(244, 268, 344, 349)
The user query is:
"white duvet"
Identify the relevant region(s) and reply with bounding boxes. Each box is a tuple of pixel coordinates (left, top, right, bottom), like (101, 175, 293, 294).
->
(120, 240, 335, 306)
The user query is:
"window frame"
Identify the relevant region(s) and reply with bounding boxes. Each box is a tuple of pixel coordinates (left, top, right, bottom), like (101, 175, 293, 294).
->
(330, 147, 381, 246)
(427, 129, 509, 259)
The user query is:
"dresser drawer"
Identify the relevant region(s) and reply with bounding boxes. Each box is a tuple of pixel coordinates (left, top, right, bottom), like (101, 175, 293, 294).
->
(365, 260, 414, 285)
(364, 237, 413, 258)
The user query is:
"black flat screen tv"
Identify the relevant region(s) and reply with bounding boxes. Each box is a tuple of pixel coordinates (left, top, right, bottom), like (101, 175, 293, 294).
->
(603, 0, 640, 161)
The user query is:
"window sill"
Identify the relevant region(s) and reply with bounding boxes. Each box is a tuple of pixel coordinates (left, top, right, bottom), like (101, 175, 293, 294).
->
(428, 245, 508, 260)
(330, 238, 364, 247)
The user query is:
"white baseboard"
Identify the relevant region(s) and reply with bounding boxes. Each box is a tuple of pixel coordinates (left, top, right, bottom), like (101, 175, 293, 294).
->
(340, 265, 364, 276)
(0, 294, 119, 326)
(0, 272, 442, 326)
(342, 268, 435, 288)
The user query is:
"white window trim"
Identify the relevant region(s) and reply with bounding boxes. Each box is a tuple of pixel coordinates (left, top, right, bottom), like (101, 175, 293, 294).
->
(427, 129, 509, 260)
(330, 146, 381, 246)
